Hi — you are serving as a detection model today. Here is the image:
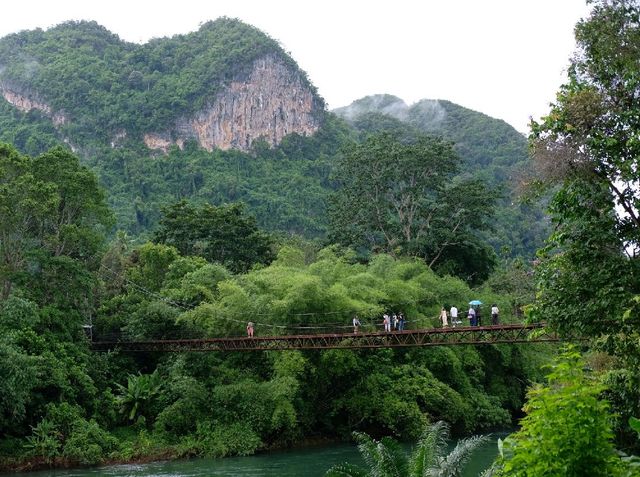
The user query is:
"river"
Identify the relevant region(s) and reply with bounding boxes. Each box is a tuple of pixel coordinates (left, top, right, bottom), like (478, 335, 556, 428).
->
(5, 435, 500, 477)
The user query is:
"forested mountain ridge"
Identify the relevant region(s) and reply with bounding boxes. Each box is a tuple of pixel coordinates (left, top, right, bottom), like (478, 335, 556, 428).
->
(0, 18, 324, 152)
(334, 94, 549, 257)
(0, 19, 342, 236)
(0, 21, 545, 257)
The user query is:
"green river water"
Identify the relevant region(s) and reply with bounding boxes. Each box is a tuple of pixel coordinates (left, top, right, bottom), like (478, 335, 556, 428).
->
(5, 435, 500, 477)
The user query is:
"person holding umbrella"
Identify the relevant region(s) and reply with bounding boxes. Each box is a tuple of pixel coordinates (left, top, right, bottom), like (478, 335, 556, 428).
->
(467, 305, 476, 326)
(469, 300, 482, 326)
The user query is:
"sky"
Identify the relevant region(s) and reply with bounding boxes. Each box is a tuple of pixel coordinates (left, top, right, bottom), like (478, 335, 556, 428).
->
(1, 0, 591, 132)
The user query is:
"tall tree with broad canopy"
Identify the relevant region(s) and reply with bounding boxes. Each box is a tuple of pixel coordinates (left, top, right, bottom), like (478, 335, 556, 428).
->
(0, 143, 113, 302)
(529, 0, 640, 449)
(328, 132, 495, 284)
(154, 200, 274, 274)
(530, 0, 640, 357)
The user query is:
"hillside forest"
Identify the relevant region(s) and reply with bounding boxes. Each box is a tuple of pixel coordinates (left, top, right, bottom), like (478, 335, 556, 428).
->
(0, 1, 640, 475)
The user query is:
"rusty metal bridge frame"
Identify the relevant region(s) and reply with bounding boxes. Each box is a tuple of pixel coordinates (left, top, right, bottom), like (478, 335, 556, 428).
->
(91, 323, 561, 353)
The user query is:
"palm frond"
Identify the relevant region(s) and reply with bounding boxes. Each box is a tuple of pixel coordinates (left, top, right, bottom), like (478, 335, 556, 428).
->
(436, 434, 490, 477)
(409, 420, 449, 477)
(354, 431, 382, 474)
(325, 462, 370, 477)
(377, 436, 409, 477)
(478, 463, 498, 477)
(353, 431, 407, 477)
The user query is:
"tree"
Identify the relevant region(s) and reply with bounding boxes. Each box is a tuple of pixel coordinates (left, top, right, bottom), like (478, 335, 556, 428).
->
(0, 143, 55, 299)
(325, 420, 488, 477)
(328, 133, 495, 280)
(154, 200, 274, 273)
(529, 0, 640, 366)
(0, 142, 113, 336)
(529, 0, 640, 450)
(495, 348, 625, 476)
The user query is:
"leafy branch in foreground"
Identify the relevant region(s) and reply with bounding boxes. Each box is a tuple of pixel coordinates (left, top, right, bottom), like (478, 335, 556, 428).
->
(326, 420, 488, 477)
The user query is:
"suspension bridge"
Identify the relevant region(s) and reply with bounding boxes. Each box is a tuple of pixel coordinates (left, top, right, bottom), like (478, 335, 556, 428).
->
(91, 322, 559, 352)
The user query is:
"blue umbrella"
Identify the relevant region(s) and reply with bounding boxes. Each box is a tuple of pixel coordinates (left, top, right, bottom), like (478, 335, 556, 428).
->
(469, 300, 482, 306)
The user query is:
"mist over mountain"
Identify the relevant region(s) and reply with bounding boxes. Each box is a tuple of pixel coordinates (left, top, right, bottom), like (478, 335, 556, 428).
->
(0, 21, 545, 257)
(334, 94, 548, 257)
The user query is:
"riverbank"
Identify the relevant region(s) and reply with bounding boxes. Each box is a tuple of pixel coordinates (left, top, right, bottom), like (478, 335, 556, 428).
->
(0, 434, 346, 473)
(1, 435, 500, 477)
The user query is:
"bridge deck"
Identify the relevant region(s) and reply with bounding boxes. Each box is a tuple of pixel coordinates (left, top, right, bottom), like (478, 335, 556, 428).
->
(91, 323, 558, 352)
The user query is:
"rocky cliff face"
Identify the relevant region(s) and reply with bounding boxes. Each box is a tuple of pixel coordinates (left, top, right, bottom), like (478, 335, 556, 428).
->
(0, 85, 68, 126)
(1, 53, 322, 155)
(145, 54, 322, 153)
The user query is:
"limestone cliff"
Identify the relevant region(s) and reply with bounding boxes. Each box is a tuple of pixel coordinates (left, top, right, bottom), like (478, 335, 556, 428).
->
(145, 54, 322, 153)
(0, 85, 68, 126)
(0, 53, 322, 154)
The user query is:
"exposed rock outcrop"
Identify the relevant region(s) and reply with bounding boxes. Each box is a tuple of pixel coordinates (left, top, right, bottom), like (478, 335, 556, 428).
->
(143, 133, 174, 153)
(0, 85, 67, 126)
(145, 54, 322, 153)
(1, 53, 322, 155)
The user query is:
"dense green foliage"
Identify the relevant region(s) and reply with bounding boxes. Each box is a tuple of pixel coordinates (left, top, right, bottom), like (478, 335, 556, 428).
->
(529, 0, 640, 450)
(326, 420, 488, 477)
(334, 95, 550, 258)
(494, 349, 627, 476)
(0, 14, 598, 473)
(328, 133, 496, 284)
(0, 144, 115, 464)
(154, 200, 274, 273)
(0, 143, 547, 468)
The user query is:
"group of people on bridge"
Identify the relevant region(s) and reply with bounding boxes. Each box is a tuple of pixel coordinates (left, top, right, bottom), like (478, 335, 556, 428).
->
(245, 303, 501, 337)
(439, 304, 500, 328)
(352, 312, 406, 333)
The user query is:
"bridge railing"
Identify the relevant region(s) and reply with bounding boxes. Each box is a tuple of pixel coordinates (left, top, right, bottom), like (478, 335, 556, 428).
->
(90, 322, 564, 352)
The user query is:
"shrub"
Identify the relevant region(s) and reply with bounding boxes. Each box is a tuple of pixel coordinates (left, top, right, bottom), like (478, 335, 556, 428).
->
(63, 419, 118, 465)
(496, 347, 624, 476)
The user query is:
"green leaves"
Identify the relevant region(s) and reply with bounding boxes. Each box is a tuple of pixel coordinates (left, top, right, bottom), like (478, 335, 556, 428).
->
(495, 348, 624, 476)
(328, 132, 496, 282)
(630, 417, 640, 437)
(0, 144, 112, 303)
(155, 200, 274, 274)
(114, 370, 163, 423)
(325, 421, 487, 477)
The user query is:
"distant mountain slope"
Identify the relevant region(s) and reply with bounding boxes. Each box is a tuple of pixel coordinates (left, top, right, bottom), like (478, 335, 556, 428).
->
(0, 20, 342, 237)
(0, 18, 324, 152)
(335, 94, 526, 175)
(0, 22, 545, 257)
(334, 95, 548, 257)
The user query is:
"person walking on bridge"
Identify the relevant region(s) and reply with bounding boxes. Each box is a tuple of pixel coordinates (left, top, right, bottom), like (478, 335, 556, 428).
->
(398, 312, 405, 331)
(491, 304, 500, 325)
(353, 315, 361, 333)
(468, 307, 476, 327)
(440, 306, 449, 328)
(246, 321, 254, 338)
(383, 313, 391, 332)
(450, 305, 459, 327)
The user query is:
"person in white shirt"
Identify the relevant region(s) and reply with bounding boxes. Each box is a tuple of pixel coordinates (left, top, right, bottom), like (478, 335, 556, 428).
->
(491, 304, 500, 325)
(450, 305, 459, 326)
(383, 313, 391, 332)
(468, 307, 476, 326)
